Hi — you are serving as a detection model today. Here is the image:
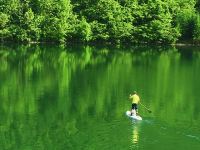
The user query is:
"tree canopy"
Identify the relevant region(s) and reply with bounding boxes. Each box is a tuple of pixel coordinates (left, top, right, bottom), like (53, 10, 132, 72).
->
(0, 0, 200, 44)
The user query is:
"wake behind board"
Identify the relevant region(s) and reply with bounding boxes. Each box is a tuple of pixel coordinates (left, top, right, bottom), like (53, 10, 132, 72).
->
(126, 111, 142, 120)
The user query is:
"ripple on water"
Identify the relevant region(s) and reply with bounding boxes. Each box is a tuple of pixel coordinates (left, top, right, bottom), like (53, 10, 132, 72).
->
(186, 134, 200, 141)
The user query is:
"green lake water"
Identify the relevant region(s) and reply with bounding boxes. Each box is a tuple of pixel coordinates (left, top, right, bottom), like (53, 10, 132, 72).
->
(0, 44, 200, 150)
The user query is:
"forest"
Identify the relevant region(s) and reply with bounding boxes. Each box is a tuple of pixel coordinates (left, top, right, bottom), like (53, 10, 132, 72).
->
(1, 0, 200, 44)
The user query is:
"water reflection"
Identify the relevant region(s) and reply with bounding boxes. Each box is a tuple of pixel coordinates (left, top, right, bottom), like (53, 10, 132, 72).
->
(130, 121, 142, 150)
(0, 44, 200, 149)
(132, 124, 139, 144)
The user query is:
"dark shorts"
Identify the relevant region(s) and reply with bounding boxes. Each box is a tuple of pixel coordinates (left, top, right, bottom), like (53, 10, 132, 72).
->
(132, 103, 138, 110)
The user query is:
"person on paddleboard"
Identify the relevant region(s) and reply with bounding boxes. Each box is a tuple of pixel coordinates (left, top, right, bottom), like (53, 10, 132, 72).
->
(129, 91, 140, 116)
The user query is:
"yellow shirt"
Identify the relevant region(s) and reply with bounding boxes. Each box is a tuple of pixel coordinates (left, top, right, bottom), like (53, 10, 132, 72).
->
(130, 94, 140, 104)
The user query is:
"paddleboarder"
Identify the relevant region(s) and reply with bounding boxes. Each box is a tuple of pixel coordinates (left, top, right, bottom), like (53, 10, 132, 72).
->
(129, 91, 140, 116)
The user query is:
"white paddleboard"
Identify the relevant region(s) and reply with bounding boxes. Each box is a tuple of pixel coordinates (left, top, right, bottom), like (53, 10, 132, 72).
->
(126, 111, 142, 120)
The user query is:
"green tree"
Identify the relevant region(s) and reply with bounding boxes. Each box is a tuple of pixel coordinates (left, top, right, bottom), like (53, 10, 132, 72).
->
(126, 0, 180, 43)
(74, 0, 134, 43)
(193, 13, 200, 41)
(0, 13, 10, 41)
(38, 0, 74, 43)
(74, 17, 92, 42)
(0, 0, 200, 44)
(174, 0, 196, 40)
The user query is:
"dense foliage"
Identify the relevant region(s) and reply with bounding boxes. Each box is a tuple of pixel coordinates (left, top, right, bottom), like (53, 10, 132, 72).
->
(0, 0, 200, 44)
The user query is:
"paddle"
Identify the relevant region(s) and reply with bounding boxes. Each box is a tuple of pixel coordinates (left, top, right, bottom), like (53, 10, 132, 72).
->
(140, 102, 152, 113)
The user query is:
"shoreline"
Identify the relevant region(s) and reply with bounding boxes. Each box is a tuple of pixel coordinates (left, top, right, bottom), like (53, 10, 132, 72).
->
(1, 40, 200, 47)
